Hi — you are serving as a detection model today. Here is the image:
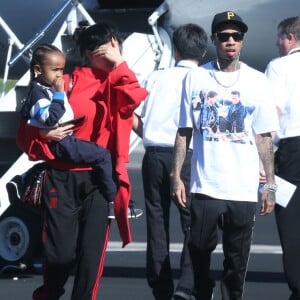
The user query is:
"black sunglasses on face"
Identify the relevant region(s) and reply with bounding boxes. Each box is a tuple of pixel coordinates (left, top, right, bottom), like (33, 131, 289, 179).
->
(216, 32, 244, 42)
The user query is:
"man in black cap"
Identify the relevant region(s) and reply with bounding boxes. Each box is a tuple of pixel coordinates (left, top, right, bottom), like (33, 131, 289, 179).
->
(171, 10, 279, 300)
(211, 11, 248, 34)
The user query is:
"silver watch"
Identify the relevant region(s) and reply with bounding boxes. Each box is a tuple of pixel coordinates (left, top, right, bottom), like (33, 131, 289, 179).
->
(264, 183, 278, 193)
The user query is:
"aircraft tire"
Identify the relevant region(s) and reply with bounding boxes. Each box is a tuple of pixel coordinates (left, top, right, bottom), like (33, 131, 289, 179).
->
(0, 205, 42, 272)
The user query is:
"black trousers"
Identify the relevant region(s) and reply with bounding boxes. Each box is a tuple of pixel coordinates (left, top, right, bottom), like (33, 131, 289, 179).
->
(275, 137, 300, 300)
(49, 135, 117, 203)
(189, 194, 256, 300)
(39, 168, 109, 300)
(142, 147, 193, 300)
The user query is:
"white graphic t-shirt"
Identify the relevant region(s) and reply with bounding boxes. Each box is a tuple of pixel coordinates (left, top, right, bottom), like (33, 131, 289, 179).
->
(179, 61, 279, 202)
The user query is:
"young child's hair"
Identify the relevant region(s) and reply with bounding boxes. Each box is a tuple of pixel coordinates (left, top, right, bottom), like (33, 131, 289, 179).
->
(29, 44, 64, 82)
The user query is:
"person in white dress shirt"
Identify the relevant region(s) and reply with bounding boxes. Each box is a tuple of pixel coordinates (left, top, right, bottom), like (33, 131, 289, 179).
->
(265, 16, 300, 300)
(133, 23, 208, 300)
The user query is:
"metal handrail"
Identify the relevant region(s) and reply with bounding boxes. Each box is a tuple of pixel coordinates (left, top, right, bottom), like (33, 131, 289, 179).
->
(8, 0, 75, 67)
(0, 17, 25, 98)
(147, 1, 168, 53)
(0, 16, 23, 50)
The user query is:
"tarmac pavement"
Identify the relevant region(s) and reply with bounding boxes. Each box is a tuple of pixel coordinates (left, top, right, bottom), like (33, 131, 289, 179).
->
(0, 141, 291, 299)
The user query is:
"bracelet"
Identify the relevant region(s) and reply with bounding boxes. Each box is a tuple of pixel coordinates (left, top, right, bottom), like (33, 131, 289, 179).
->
(264, 183, 278, 193)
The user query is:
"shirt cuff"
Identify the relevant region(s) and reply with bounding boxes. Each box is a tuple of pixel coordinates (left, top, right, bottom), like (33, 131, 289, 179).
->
(53, 91, 65, 101)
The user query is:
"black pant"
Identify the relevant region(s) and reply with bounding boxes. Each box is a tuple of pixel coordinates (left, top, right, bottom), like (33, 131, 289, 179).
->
(39, 168, 109, 300)
(189, 194, 256, 300)
(142, 147, 193, 300)
(49, 135, 117, 203)
(275, 137, 300, 300)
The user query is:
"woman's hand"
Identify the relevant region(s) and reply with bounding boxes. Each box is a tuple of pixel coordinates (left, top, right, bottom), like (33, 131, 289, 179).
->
(170, 175, 187, 208)
(40, 124, 74, 141)
(87, 38, 124, 72)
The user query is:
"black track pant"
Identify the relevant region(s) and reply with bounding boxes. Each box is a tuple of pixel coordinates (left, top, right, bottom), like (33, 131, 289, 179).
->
(49, 135, 117, 203)
(39, 168, 109, 300)
(189, 194, 256, 300)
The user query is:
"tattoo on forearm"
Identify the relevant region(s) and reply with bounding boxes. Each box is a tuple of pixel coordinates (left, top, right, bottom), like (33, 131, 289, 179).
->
(173, 135, 186, 177)
(256, 133, 275, 182)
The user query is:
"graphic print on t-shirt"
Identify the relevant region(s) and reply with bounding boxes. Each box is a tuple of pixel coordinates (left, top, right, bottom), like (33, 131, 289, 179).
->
(192, 89, 254, 144)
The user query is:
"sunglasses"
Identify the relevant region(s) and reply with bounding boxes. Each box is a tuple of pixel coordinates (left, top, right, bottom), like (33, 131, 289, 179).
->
(216, 32, 244, 42)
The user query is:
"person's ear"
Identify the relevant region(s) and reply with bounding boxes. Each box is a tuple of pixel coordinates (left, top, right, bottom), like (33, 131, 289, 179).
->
(286, 32, 298, 46)
(286, 32, 293, 41)
(34, 65, 41, 77)
(211, 35, 216, 45)
(111, 37, 118, 48)
(111, 37, 122, 54)
(174, 49, 181, 61)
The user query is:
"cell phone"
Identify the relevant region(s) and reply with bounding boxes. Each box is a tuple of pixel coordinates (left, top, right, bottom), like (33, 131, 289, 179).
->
(59, 116, 85, 127)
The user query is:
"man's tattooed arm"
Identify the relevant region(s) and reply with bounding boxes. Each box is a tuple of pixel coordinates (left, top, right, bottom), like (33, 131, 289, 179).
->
(256, 132, 276, 215)
(170, 127, 192, 207)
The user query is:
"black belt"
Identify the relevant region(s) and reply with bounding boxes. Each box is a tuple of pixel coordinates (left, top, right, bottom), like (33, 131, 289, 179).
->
(146, 146, 174, 153)
(280, 136, 300, 145)
(146, 146, 193, 153)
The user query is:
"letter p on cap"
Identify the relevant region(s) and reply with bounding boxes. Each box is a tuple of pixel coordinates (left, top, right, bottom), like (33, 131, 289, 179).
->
(227, 11, 235, 20)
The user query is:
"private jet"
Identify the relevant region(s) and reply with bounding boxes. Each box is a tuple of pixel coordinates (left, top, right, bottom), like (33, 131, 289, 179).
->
(0, 0, 299, 271)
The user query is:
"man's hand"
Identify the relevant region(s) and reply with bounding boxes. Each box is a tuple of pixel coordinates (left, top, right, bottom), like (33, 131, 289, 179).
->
(171, 175, 186, 208)
(260, 189, 276, 216)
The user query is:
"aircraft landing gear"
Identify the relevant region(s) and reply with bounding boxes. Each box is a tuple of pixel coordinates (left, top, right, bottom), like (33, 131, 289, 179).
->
(0, 205, 42, 273)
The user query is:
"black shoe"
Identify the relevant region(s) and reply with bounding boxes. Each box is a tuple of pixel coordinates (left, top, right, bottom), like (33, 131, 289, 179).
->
(173, 290, 195, 300)
(193, 292, 214, 300)
(290, 294, 300, 300)
(6, 175, 24, 204)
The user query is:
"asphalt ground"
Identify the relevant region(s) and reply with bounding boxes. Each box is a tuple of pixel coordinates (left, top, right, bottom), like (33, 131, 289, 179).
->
(0, 141, 291, 299)
(0, 258, 290, 300)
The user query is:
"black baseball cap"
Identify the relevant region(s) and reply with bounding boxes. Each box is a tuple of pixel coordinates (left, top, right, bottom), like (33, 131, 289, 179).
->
(211, 11, 248, 34)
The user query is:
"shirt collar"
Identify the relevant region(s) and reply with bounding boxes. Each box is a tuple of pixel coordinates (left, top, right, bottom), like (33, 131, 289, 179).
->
(34, 80, 55, 93)
(288, 47, 300, 55)
(176, 60, 198, 69)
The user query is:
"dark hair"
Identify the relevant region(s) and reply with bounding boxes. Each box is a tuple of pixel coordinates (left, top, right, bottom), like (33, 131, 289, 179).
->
(172, 23, 208, 62)
(77, 22, 122, 55)
(30, 43, 64, 82)
(207, 90, 218, 98)
(231, 90, 240, 97)
(278, 16, 300, 41)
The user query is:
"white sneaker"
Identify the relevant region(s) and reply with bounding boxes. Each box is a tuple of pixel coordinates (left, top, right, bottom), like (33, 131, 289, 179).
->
(128, 199, 143, 219)
(107, 202, 143, 219)
(128, 207, 143, 219)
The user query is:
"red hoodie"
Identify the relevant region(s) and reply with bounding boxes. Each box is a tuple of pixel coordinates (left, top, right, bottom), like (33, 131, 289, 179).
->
(17, 61, 147, 247)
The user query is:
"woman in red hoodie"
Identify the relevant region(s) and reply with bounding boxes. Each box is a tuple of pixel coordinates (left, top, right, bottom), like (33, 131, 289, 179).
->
(17, 22, 147, 300)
